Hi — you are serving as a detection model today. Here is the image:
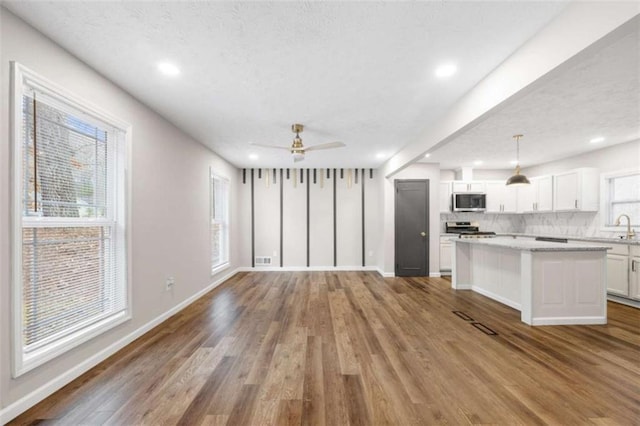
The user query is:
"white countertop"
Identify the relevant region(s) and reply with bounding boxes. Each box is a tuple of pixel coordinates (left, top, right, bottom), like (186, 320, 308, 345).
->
(453, 236, 611, 252)
(441, 232, 640, 246)
(501, 233, 640, 246)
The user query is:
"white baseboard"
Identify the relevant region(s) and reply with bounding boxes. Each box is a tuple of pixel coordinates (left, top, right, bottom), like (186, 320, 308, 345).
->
(470, 286, 522, 311)
(237, 265, 397, 278)
(377, 268, 395, 278)
(429, 272, 441, 278)
(531, 316, 607, 326)
(0, 268, 239, 425)
(237, 265, 380, 273)
(607, 294, 640, 308)
(453, 283, 472, 290)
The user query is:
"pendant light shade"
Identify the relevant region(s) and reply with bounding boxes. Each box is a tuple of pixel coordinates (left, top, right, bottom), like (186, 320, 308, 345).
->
(506, 134, 530, 186)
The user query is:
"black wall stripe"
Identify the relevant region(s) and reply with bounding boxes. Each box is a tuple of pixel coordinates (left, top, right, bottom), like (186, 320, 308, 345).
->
(333, 168, 337, 267)
(306, 169, 310, 267)
(286, 169, 290, 180)
(340, 169, 344, 179)
(313, 168, 317, 184)
(355, 168, 358, 184)
(301, 168, 304, 184)
(369, 168, 373, 179)
(362, 168, 365, 267)
(242, 168, 246, 184)
(280, 168, 283, 267)
(273, 168, 277, 184)
(251, 169, 255, 267)
(327, 168, 330, 179)
(258, 169, 262, 179)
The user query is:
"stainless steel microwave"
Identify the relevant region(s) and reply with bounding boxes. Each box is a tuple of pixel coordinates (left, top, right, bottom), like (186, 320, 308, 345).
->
(452, 193, 486, 212)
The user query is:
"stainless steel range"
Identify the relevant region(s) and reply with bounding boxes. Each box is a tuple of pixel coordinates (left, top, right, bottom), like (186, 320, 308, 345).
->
(445, 221, 496, 238)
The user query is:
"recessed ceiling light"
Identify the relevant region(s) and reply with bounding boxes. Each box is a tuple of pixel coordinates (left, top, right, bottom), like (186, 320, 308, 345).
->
(376, 153, 385, 159)
(157, 62, 180, 76)
(590, 136, 605, 144)
(435, 63, 457, 78)
(424, 153, 431, 158)
(510, 160, 518, 165)
(249, 154, 258, 160)
(474, 160, 483, 166)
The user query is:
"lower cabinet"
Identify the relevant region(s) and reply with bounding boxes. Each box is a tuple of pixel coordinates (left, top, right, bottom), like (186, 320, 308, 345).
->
(602, 243, 640, 303)
(630, 254, 640, 300)
(440, 238, 452, 274)
(607, 254, 629, 296)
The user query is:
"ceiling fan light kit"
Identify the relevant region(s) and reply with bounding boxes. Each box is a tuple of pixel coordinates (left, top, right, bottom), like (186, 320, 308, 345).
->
(506, 134, 531, 186)
(250, 123, 345, 163)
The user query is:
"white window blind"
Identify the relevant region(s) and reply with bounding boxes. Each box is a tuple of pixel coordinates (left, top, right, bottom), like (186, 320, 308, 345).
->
(210, 172, 229, 272)
(606, 172, 640, 226)
(12, 63, 130, 376)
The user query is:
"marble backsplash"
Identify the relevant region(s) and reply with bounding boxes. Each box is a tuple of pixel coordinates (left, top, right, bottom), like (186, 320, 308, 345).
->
(520, 211, 612, 238)
(441, 213, 523, 234)
(441, 211, 621, 238)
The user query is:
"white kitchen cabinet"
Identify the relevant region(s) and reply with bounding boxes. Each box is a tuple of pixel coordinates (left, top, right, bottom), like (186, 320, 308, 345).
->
(586, 242, 640, 302)
(607, 254, 629, 296)
(440, 237, 452, 273)
(553, 168, 599, 212)
(485, 181, 518, 213)
(517, 175, 553, 213)
(440, 181, 452, 213)
(536, 175, 554, 211)
(630, 246, 640, 301)
(452, 181, 485, 193)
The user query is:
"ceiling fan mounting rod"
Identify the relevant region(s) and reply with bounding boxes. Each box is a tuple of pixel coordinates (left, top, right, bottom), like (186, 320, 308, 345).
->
(292, 123, 304, 134)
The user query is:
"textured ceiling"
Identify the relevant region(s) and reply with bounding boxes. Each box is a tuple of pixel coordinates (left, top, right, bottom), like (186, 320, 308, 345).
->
(426, 20, 640, 170)
(3, 1, 569, 168)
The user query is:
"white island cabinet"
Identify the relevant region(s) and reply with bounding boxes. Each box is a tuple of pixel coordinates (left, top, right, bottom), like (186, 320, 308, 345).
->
(452, 237, 610, 326)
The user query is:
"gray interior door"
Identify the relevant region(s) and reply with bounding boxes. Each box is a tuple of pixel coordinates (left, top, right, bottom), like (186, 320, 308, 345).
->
(395, 180, 429, 277)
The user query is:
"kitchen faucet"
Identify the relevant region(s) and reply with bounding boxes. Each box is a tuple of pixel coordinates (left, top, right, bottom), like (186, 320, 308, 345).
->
(614, 214, 636, 239)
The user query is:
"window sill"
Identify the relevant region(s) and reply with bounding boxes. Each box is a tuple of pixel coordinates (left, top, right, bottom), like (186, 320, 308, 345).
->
(211, 262, 230, 277)
(15, 310, 131, 377)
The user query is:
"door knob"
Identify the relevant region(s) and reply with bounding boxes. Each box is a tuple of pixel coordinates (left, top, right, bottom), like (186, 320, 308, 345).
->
(420, 232, 426, 237)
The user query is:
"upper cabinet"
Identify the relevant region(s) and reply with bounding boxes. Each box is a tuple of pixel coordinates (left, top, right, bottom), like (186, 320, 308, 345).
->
(440, 181, 452, 213)
(517, 175, 553, 213)
(452, 181, 485, 193)
(553, 168, 599, 212)
(485, 181, 518, 213)
(443, 168, 599, 215)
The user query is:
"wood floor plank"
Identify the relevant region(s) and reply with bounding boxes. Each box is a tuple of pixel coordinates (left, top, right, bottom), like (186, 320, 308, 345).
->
(8, 272, 640, 426)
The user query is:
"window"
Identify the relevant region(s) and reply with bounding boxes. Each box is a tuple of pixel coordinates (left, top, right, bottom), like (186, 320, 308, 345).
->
(601, 170, 640, 228)
(11, 63, 130, 376)
(210, 170, 229, 272)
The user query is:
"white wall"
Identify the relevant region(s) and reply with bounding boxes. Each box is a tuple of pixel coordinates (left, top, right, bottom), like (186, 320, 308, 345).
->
(239, 168, 381, 270)
(0, 8, 241, 419)
(380, 163, 441, 276)
(440, 168, 511, 181)
(521, 139, 640, 177)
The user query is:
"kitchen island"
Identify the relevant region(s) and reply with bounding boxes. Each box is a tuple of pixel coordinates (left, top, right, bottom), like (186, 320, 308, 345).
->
(452, 237, 610, 326)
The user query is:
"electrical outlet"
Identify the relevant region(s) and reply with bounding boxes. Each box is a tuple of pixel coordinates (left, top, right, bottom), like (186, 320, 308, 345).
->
(165, 276, 175, 291)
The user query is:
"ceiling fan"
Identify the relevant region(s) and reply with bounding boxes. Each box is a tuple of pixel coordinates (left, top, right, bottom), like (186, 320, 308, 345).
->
(250, 124, 345, 162)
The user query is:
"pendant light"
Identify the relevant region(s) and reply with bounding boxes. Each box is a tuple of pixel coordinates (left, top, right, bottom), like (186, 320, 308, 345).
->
(506, 134, 530, 186)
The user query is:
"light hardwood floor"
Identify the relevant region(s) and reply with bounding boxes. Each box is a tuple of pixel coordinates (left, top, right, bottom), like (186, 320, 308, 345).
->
(9, 272, 640, 425)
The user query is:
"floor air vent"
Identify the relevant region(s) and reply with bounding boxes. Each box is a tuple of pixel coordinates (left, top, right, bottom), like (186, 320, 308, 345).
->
(255, 256, 272, 266)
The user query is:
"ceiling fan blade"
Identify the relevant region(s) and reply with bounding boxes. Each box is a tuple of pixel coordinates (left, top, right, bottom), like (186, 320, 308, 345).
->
(304, 141, 345, 152)
(249, 142, 291, 150)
